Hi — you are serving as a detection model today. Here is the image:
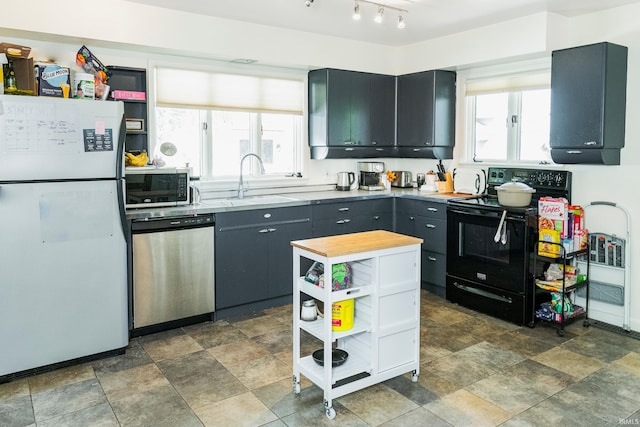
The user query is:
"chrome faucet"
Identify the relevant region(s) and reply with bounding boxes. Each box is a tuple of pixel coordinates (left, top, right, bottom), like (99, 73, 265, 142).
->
(237, 153, 265, 199)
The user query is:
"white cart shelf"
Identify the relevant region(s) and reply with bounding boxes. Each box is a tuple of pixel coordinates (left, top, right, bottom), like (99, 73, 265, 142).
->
(291, 230, 423, 419)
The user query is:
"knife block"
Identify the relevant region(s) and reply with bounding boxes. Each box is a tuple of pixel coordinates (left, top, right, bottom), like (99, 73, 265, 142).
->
(437, 172, 454, 193)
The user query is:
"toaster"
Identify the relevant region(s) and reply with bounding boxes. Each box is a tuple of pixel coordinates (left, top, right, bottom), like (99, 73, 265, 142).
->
(391, 171, 413, 188)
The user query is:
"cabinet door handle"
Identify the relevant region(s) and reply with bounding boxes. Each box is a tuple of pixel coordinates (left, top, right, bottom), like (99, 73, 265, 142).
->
(427, 207, 438, 212)
(344, 141, 355, 145)
(409, 216, 415, 221)
(371, 141, 378, 145)
(268, 228, 277, 232)
(567, 150, 582, 154)
(343, 219, 351, 223)
(338, 207, 350, 212)
(373, 215, 380, 220)
(412, 148, 420, 152)
(584, 141, 598, 146)
(428, 256, 437, 261)
(336, 220, 345, 224)
(426, 224, 436, 229)
(345, 148, 354, 151)
(375, 148, 383, 151)
(259, 228, 270, 233)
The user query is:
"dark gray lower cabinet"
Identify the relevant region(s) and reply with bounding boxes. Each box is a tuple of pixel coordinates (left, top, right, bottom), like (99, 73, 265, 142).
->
(215, 206, 312, 312)
(394, 198, 447, 297)
(312, 198, 393, 237)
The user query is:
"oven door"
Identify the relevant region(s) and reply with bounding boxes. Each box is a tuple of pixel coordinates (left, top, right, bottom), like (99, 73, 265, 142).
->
(447, 206, 534, 293)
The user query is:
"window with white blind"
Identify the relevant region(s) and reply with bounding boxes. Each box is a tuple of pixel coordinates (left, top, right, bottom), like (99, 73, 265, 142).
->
(465, 69, 553, 164)
(154, 67, 305, 179)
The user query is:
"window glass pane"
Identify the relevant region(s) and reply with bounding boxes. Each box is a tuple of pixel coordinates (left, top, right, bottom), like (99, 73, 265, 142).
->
(155, 108, 201, 176)
(260, 113, 297, 174)
(210, 111, 251, 176)
(474, 93, 508, 161)
(520, 89, 552, 162)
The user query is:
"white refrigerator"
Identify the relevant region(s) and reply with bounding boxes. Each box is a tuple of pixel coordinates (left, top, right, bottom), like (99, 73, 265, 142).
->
(0, 95, 129, 378)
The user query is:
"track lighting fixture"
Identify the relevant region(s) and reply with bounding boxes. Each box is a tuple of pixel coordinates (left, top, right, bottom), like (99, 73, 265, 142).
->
(353, 1, 361, 20)
(350, 0, 408, 28)
(305, 0, 314, 7)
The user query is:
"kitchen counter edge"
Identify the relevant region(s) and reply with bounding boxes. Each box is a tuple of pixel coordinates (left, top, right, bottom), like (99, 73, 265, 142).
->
(125, 189, 472, 220)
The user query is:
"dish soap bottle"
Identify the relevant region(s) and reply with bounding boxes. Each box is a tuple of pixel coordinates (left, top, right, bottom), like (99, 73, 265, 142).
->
(4, 59, 17, 93)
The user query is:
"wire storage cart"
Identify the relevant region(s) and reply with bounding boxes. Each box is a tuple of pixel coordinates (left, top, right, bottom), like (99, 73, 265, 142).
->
(532, 241, 590, 336)
(575, 201, 631, 331)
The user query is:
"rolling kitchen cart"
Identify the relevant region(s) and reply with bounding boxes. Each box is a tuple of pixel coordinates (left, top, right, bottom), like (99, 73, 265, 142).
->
(576, 201, 631, 331)
(291, 230, 423, 419)
(531, 241, 590, 336)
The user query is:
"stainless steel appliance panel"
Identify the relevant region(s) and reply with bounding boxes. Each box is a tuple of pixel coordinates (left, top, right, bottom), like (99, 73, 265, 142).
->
(133, 216, 214, 328)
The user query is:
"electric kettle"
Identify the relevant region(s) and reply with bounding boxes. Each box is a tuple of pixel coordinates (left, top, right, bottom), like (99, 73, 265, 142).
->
(336, 172, 355, 191)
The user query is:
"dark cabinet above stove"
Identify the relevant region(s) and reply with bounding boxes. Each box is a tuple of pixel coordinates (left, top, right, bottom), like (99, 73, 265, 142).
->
(550, 42, 628, 165)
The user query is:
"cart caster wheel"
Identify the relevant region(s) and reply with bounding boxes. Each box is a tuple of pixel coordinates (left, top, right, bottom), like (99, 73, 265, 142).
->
(583, 319, 590, 328)
(557, 329, 565, 337)
(527, 321, 535, 328)
(326, 407, 336, 420)
(411, 370, 419, 383)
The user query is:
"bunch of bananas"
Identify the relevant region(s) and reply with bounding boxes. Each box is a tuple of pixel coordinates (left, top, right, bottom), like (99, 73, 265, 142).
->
(124, 150, 148, 167)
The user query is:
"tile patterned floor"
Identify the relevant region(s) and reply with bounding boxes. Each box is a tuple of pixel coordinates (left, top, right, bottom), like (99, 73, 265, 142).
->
(2, 290, 640, 426)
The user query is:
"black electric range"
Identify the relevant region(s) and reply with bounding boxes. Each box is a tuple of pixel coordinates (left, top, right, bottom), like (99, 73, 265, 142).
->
(445, 167, 572, 325)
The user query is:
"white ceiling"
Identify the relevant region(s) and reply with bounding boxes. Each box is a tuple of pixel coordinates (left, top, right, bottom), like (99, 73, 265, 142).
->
(126, 0, 640, 46)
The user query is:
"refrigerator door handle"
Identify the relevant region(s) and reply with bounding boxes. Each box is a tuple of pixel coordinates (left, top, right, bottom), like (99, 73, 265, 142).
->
(116, 113, 126, 181)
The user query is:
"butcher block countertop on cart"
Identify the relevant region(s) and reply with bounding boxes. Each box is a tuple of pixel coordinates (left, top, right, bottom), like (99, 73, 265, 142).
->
(291, 230, 423, 420)
(290, 229, 424, 257)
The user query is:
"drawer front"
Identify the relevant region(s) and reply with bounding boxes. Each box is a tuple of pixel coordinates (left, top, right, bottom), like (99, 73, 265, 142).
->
(395, 198, 446, 220)
(414, 217, 446, 253)
(216, 205, 312, 229)
(313, 216, 373, 237)
(418, 202, 446, 220)
(313, 199, 389, 220)
(421, 250, 446, 288)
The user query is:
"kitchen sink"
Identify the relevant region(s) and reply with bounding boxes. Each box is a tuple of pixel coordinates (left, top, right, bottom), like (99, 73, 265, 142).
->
(202, 194, 301, 207)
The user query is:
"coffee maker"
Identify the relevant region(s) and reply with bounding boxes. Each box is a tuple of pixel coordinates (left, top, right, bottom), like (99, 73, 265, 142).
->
(358, 162, 385, 190)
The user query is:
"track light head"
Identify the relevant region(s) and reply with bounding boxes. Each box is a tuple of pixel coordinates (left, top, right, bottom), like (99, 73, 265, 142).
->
(397, 14, 405, 29)
(374, 6, 384, 23)
(353, 1, 361, 20)
(305, 0, 314, 7)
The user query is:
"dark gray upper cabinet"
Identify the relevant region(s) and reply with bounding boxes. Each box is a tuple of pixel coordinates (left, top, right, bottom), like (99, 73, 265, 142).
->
(550, 42, 628, 165)
(308, 69, 395, 159)
(396, 70, 456, 159)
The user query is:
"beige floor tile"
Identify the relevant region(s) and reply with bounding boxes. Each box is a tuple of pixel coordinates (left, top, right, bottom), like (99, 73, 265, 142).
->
(0, 378, 30, 401)
(98, 363, 169, 402)
(466, 373, 548, 416)
(232, 314, 291, 338)
(611, 351, 640, 377)
(379, 406, 452, 426)
(225, 354, 291, 390)
(142, 334, 204, 362)
(425, 389, 511, 426)
(532, 346, 605, 379)
(27, 364, 95, 394)
(195, 391, 278, 427)
(208, 338, 272, 366)
(337, 383, 419, 425)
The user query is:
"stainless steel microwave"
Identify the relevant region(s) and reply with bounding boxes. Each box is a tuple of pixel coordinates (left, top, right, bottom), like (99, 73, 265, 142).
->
(125, 167, 190, 208)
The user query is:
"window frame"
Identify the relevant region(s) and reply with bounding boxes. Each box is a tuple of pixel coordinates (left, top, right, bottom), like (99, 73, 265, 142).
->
(458, 57, 553, 166)
(148, 57, 307, 186)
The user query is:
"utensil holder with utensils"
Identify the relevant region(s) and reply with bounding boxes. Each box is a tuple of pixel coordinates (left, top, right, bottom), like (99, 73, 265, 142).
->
(437, 172, 454, 193)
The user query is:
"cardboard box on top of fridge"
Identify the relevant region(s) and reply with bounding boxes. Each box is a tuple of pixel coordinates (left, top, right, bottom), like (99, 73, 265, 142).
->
(34, 63, 71, 97)
(1, 42, 35, 95)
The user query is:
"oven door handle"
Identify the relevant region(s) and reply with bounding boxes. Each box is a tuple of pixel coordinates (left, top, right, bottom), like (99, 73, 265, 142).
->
(448, 207, 524, 222)
(453, 282, 513, 304)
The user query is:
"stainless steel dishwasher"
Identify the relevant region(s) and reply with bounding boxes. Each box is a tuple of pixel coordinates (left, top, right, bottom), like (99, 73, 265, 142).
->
(131, 214, 215, 331)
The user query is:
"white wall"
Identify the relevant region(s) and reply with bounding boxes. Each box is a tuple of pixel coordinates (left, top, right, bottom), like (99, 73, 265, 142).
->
(2, 1, 638, 330)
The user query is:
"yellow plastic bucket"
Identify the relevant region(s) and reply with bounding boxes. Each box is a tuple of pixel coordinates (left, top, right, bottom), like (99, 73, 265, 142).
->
(332, 299, 354, 331)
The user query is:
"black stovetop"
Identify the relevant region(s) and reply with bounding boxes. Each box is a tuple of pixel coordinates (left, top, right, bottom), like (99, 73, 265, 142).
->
(448, 167, 572, 214)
